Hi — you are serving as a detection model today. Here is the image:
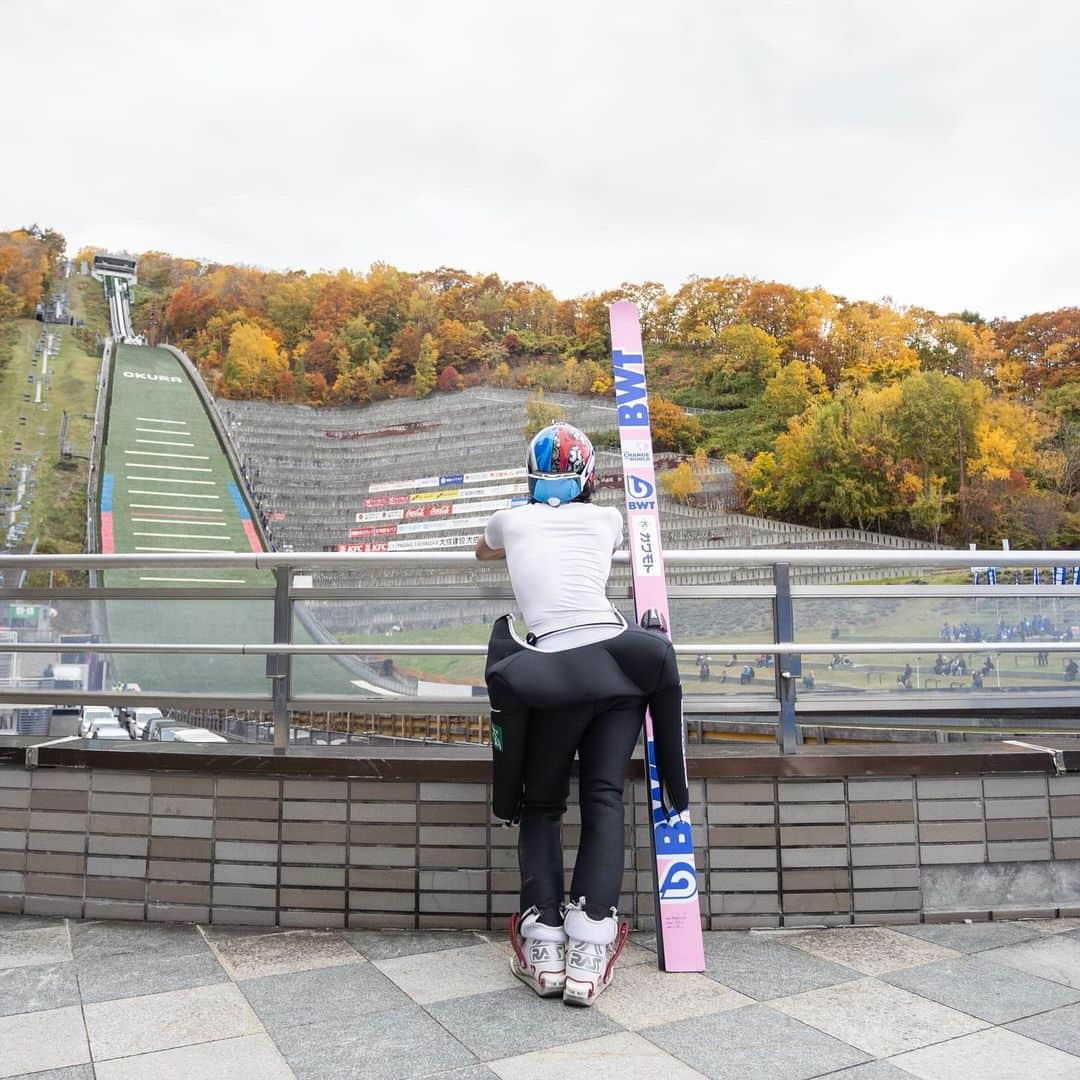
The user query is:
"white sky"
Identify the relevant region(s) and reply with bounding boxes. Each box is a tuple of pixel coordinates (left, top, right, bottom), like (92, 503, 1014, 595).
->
(2, 0, 1077, 319)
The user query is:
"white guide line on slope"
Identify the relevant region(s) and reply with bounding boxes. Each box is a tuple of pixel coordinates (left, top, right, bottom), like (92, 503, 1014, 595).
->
(122, 463, 212, 473)
(125, 450, 210, 460)
(132, 517, 229, 527)
(130, 504, 222, 512)
(134, 545, 235, 553)
(133, 531, 232, 540)
(136, 417, 187, 425)
(140, 576, 248, 584)
(127, 492, 220, 501)
(136, 439, 196, 448)
(136, 427, 192, 435)
(125, 476, 217, 485)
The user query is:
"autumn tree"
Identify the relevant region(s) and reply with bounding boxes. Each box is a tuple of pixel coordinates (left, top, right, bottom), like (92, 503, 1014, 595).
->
(524, 389, 566, 440)
(413, 332, 438, 398)
(660, 461, 702, 503)
(221, 322, 289, 398)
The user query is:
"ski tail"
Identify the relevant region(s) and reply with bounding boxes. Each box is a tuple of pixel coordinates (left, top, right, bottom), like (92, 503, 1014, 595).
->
(609, 300, 705, 972)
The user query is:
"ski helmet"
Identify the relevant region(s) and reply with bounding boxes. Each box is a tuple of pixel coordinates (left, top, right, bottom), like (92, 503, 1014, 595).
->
(526, 422, 596, 505)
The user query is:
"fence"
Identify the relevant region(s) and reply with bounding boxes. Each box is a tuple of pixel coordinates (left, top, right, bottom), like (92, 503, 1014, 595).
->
(0, 548, 1078, 757)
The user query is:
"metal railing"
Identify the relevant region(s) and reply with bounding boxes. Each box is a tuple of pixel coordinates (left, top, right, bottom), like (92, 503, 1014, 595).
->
(1, 548, 1078, 754)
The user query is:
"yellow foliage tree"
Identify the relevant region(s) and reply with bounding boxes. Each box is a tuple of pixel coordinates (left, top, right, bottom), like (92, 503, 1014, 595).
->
(221, 322, 289, 399)
(660, 461, 702, 503)
(413, 333, 438, 398)
(524, 388, 566, 440)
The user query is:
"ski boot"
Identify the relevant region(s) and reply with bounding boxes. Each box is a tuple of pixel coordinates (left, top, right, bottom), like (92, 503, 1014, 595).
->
(562, 899, 629, 1007)
(509, 907, 566, 998)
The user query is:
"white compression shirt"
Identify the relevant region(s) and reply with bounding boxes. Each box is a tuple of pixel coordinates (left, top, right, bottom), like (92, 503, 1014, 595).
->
(484, 501, 624, 652)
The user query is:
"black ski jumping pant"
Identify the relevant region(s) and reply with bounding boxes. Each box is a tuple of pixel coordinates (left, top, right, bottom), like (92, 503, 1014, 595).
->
(518, 696, 644, 926)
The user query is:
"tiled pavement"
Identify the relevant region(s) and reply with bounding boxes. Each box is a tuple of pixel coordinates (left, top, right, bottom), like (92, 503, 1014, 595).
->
(2, 916, 1080, 1079)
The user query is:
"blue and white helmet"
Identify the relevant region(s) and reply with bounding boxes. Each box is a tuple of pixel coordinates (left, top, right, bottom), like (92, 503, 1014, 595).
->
(526, 422, 596, 506)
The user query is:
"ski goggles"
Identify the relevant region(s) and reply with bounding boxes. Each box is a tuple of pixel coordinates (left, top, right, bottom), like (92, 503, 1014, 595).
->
(529, 473, 583, 506)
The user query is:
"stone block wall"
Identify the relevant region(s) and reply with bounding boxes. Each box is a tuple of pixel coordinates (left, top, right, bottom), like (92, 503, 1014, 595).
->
(2, 759, 1079, 928)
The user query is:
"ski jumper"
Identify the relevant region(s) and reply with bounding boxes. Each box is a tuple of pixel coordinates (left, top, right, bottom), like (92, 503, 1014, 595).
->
(483, 502, 689, 925)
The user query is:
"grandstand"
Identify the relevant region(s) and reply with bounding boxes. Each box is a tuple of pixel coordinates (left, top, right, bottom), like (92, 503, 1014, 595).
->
(215, 389, 946, 644)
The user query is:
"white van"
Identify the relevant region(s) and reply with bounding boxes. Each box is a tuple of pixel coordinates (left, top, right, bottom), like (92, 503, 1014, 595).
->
(168, 728, 227, 744)
(131, 707, 164, 739)
(79, 706, 117, 738)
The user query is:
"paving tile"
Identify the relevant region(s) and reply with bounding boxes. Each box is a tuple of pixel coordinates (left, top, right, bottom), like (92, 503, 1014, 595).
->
(239, 961, 413, 1037)
(0, 925, 71, 970)
(784, 927, 958, 976)
(425, 1068, 499, 1080)
(69, 918, 208, 959)
(700, 932, 859, 1000)
(206, 928, 363, 980)
(889, 1026, 1080, 1079)
(0, 961, 79, 1016)
(344, 928, 484, 960)
(92, 1034, 295, 1080)
(374, 942, 519, 1004)
(83, 982, 262, 1061)
(593, 963, 751, 1030)
(489, 1031, 706, 1079)
(1026, 917, 1080, 934)
(271, 1005, 477, 1079)
(644, 1003, 868, 1080)
(0, 1005, 89, 1077)
(3, 1067, 95, 1080)
(428, 987, 621, 1061)
(771, 977, 986, 1058)
(0, 913, 65, 932)
(883, 954, 1080, 1023)
(1007, 1001, 1080, 1056)
(892, 919, 1043, 953)
(74, 943, 227, 1004)
(982, 931, 1080, 988)
(809, 1065, 915, 1080)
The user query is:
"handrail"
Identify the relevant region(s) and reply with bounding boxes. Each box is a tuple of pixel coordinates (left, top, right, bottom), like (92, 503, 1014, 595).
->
(0, 548, 1076, 755)
(0, 547, 1077, 570)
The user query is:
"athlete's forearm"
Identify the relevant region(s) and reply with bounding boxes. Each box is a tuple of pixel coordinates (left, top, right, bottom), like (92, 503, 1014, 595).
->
(475, 537, 506, 561)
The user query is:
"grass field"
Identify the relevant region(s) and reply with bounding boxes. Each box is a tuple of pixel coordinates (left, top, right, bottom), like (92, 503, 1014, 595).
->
(0, 317, 100, 570)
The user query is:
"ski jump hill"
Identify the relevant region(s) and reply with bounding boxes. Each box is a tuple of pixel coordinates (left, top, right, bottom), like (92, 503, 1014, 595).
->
(91, 274, 396, 700)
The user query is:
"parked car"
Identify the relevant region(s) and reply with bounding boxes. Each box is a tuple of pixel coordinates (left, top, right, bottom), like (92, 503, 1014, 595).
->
(147, 718, 189, 741)
(131, 708, 165, 739)
(78, 706, 117, 738)
(167, 728, 227, 744)
(91, 725, 132, 741)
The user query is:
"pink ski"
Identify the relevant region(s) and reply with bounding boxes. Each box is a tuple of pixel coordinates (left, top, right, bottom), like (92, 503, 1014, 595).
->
(609, 301, 705, 971)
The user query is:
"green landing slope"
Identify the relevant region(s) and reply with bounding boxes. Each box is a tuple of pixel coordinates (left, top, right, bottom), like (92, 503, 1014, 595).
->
(100, 344, 358, 697)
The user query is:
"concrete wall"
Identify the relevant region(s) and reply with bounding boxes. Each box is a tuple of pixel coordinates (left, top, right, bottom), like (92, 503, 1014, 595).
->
(2, 762, 1078, 929)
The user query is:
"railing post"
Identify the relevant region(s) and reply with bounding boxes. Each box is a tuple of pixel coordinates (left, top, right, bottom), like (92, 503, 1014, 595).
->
(270, 565, 292, 752)
(773, 562, 801, 754)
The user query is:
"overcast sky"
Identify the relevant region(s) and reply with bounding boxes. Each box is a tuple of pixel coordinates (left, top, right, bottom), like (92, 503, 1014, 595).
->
(3, 0, 1076, 319)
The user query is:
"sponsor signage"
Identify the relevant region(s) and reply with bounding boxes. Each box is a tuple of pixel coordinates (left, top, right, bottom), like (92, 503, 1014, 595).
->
(367, 468, 526, 493)
(332, 535, 480, 551)
(121, 370, 183, 383)
(355, 495, 526, 524)
(362, 495, 411, 508)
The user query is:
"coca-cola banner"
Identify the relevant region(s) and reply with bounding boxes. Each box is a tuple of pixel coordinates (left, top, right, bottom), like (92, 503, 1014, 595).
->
(355, 495, 527, 524)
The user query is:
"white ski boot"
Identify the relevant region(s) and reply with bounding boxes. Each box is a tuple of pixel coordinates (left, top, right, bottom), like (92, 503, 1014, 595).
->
(562, 899, 629, 1007)
(509, 907, 566, 998)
